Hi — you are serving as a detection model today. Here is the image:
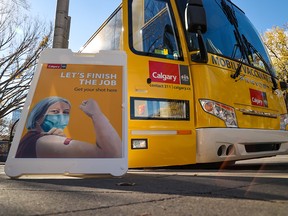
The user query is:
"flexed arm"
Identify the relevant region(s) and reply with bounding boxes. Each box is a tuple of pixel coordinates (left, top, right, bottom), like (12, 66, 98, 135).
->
(80, 99, 122, 158)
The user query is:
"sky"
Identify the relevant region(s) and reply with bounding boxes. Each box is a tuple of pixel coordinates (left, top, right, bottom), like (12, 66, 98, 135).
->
(28, 0, 288, 52)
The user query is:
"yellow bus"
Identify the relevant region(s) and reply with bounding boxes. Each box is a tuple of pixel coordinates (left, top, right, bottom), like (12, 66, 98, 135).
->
(80, 0, 288, 168)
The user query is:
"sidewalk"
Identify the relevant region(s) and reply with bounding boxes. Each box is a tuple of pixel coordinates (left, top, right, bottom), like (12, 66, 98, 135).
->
(1, 157, 288, 216)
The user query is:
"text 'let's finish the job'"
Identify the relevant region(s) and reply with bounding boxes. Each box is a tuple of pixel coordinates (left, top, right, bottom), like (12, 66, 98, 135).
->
(60, 72, 117, 86)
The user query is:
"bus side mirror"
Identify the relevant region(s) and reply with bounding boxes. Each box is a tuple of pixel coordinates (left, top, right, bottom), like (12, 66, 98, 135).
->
(185, 0, 208, 63)
(185, 0, 207, 33)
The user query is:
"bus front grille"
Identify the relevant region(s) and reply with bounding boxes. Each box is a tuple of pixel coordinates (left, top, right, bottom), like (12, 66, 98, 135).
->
(245, 143, 281, 153)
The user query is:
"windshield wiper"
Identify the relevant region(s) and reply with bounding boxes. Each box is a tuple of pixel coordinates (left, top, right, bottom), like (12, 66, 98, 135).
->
(241, 35, 278, 90)
(230, 30, 250, 79)
(221, 0, 238, 27)
(220, 0, 277, 90)
(220, 0, 249, 79)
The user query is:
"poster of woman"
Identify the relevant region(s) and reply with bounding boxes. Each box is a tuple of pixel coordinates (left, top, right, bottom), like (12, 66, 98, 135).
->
(15, 97, 122, 158)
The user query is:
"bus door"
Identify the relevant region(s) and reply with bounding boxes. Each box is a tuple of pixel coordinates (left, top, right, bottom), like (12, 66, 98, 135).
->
(126, 0, 196, 168)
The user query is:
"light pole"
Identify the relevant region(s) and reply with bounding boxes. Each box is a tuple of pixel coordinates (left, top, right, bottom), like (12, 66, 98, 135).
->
(53, 0, 71, 48)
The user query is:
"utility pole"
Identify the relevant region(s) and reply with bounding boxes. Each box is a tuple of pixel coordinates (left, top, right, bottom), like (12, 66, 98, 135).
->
(53, 0, 71, 48)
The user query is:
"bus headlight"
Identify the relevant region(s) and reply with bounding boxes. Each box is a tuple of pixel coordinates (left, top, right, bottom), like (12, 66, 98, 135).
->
(199, 99, 238, 127)
(280, 114, 288, 130)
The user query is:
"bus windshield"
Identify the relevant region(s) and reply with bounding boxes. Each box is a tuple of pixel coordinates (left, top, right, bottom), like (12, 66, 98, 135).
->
(176, 0, 275, 76)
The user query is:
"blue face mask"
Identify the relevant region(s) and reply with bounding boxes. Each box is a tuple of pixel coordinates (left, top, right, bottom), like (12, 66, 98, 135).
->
(40, 114, 70, 132)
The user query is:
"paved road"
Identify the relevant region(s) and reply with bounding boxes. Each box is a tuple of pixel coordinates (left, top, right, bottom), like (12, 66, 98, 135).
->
(0, 155, 287, 216)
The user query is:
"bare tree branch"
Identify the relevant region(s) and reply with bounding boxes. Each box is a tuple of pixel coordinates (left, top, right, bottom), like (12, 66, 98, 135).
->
(0, 1, 53, 121)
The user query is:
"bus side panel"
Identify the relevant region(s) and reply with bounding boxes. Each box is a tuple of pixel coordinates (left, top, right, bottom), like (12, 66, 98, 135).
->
(128, 132, 196, 168)
(126, 56, 197, 168)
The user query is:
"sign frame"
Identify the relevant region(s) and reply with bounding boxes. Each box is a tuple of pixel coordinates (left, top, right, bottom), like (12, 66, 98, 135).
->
(5, 49, 128, 178)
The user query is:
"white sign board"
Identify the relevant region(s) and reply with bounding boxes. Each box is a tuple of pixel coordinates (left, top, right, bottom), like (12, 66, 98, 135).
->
(5, 49, 128, 177)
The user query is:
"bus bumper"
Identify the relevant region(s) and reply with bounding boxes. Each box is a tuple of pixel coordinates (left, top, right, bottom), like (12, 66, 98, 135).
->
(196, 128, 288, 163)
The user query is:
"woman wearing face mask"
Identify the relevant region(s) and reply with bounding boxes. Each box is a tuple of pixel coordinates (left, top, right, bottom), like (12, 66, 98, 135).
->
(15, 96, 122, 158)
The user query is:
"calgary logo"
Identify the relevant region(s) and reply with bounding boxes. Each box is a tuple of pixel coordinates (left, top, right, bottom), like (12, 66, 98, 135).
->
(181, 74, 189, 83)
(47, 64, 67, 69)
(149, 61, 180, 84)
(151, 72, 177, 82)
(249, 89, 268, 107)
(251, 97, 263, 106)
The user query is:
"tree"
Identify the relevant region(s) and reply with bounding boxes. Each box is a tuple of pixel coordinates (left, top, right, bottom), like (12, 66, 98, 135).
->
(0, 0, 52, 121)
(262, 24, 288, 81)
(0, 117, 9, 139)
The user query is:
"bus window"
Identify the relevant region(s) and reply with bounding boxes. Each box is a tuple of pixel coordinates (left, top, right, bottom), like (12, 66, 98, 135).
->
(131, 97, 189, 120)
(131, 0, 181, 60)
(176, 0, 273, 72)
(81, 7, 122, 53)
